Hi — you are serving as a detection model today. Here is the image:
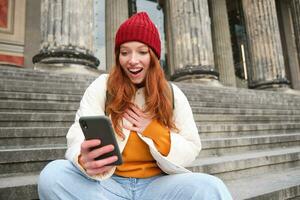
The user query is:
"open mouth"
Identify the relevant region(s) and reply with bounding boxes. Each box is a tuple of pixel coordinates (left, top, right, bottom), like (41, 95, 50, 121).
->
(128, 68, 143, 75)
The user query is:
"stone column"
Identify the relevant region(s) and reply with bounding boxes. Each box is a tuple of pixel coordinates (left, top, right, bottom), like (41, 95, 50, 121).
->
(161, 0, 175, 76)
(242, 0, 289, 89)
(166, 0, 219, 84)
(105, 0, 129, 71)
(33, 0, 99, 71)
(276, 0, 300, 90)
(209, 0, 236, 87)
(290, 0, 300, 89)
(24, 0, 41, 68)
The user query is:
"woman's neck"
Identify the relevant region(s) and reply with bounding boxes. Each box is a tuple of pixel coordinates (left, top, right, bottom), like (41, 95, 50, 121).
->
(135, 82, 145, 89)
(135, 83, 145, 89)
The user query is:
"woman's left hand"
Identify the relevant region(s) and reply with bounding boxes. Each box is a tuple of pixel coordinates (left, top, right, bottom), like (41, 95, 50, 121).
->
(123, 105, 152, 133)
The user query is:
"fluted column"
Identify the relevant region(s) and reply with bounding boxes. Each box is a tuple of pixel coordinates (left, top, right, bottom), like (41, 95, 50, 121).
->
(290, 0, 300, 89)
(166, 0, 218, 83)
(210, 0, 236, 87)
(162, 0, 175, 77)
(105, 0, 129, 71)
(242, 0, 289, 89)
(33, 0, 99, 69)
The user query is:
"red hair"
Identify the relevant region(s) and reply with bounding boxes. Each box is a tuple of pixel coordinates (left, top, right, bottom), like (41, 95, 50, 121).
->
(106, 49, 177, 138)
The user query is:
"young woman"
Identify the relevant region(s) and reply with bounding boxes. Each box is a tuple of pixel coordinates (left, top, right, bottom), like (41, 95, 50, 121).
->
(38, 12, 232, 200)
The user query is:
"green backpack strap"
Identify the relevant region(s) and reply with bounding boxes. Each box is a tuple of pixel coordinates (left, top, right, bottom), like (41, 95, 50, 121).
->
(105, 81, 175, 116)
(105, 89, 109, 116)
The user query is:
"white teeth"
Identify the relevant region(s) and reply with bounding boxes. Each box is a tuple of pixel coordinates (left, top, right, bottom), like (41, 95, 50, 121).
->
(129, 68, 142, 72)
(128, 68, 143, 75)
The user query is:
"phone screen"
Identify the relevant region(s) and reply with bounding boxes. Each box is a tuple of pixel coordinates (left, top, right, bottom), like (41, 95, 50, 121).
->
(79, 116, 123, 165)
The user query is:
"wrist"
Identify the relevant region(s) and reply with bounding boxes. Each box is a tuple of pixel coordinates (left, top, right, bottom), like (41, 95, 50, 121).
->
(78, 154, 86, 169)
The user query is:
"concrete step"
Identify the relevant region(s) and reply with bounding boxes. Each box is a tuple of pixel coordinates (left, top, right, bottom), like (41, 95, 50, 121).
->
(0, 82, 84, 95)
(190, 101, 300, 110)
(2, 92, 298, 113)
(187, 92, 300, 104)
(194, 114, 300, 124)
(225, 166, 300, 200)
(0, 77, 92, 91)
(188, 147, 300, 181)
(1, 167, 299, 200)
(177, 82, 300, 98)
(0, 70, 94, 85)
(188, 95, 300, 105)
(0, 172, 39, 200)
(2, 80, 299, 111)
(0, 91, 81, 102)
(5, 99, 300, 121)
(0, 79, 87, 92)
(2, 65, 299, 99)
(2, 69, 299, 106)
(0, 147, 66, 175)
(0, 73, 93, 88)
(0, 100, 79, 112)
(190, 98, 300, 110)
(198, 123, 300, 138)
(0, 112, 74, 127)
(0, 127, 68, 149)
(185, 90, 300, 99)
(200, 133, 300, 157)
(0, 65, 97, 82)
(188, 96, 300, 109)
(192, 107, 300, 115)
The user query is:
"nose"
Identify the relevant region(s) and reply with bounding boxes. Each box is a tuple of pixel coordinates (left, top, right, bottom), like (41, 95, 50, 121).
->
(129, 53, 138, 65)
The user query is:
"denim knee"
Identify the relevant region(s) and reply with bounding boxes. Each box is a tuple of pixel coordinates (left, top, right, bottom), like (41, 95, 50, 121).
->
(191, 173, 232, 199)
(38, 159, 71, 196)
(199, 174, 226, 188)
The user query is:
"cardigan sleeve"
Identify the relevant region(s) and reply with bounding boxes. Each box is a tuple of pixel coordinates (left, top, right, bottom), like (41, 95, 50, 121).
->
(65, 74, 116, 181)
(160, 84, 201, 167)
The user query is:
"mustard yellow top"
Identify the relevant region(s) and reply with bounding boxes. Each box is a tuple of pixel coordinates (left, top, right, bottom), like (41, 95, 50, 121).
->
(114, 120, 171, 178)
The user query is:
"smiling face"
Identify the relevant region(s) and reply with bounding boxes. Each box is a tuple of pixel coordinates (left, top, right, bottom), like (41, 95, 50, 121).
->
(119, 41, 151, 85)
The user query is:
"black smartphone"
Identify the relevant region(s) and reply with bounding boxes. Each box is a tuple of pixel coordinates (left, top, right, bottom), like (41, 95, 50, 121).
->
(79, 115, 123, 166)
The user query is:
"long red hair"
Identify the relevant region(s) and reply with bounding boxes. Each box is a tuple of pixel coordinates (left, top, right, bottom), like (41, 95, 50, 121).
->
(106, 48, 177, 138)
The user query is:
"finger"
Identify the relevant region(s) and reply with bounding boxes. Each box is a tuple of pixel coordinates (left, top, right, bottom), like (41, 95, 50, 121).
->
(78, 154, 87, 166)
(86, 165, 115, 176)
(85, 155, 118, 170)
(124, 112, 139, 125)
(123, 123, 140, 132)
(88, 144, 115, 160)
(126, 108, 141, 121)
(130, 105, 147, 118)
(81, 139, 101, 154)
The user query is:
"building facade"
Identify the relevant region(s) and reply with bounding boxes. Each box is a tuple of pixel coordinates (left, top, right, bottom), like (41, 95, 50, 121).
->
(0, 0, 300, 90)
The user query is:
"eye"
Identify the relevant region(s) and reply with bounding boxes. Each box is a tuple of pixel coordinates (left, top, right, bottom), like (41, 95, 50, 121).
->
(139, 50, 149, 55)
(120, 51, 128, 56)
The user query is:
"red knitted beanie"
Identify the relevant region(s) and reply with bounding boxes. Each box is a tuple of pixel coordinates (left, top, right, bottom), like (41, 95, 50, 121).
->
(115, 12, 161, 59)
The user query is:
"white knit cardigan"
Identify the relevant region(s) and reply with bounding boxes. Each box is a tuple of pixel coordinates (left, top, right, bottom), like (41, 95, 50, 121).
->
(65, 74, 201, 181)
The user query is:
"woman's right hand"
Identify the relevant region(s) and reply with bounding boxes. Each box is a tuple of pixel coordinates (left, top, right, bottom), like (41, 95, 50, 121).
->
(79, 139, 118, 176)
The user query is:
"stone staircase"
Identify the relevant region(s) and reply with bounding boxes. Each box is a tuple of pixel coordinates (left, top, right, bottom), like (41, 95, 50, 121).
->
(0, 66, 96, 199)
(0, 65, 300, 199)
(182, 84, 300, 199)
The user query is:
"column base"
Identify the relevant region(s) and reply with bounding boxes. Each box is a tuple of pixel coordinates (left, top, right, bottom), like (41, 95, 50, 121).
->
(249, 79, 290, 90)
(173, 75, 223, 87)
(171, 65, 222, 86)
(32, 47, 100, 68)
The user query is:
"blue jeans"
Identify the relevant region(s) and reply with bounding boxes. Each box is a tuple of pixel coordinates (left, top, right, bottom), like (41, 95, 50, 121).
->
(38, 160, 232, 200)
